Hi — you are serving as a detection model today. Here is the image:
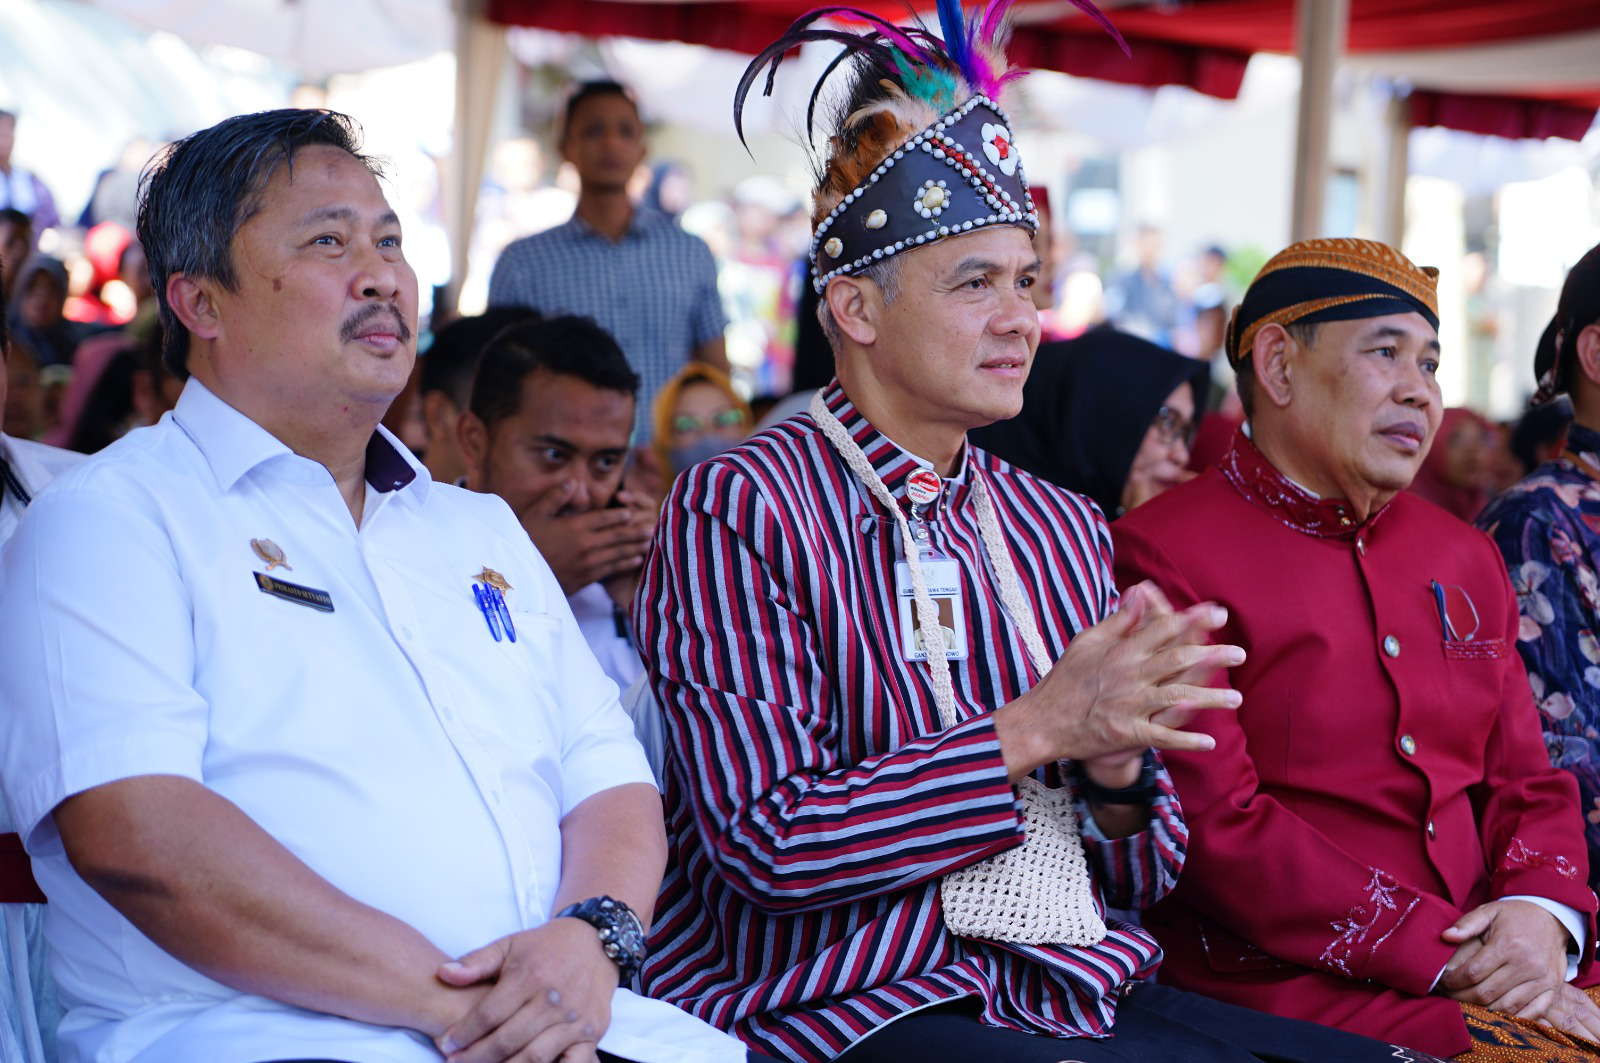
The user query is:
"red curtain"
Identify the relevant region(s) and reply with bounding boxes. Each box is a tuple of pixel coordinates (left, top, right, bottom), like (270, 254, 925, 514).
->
(487, 0, 1600, 139)
(1411, 91, 1599, 143)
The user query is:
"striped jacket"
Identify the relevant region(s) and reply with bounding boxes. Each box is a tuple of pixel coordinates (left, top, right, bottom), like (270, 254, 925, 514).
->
(634, 380, 1185, 1062)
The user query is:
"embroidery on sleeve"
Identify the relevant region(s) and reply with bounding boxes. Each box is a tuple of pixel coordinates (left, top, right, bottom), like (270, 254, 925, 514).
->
(1387, 1046, 1445, 1062)
(1318, 869, 1420, 978)
(1500, 836, 1581, 881)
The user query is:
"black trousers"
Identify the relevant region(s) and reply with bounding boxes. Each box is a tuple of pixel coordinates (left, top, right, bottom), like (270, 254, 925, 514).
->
(264, 1054, 785, 1062)
(833, 983, 1447, 1063)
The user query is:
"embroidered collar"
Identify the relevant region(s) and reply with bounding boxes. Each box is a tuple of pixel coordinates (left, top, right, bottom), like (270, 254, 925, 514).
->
(816, 379, 971, 516)
(1220, 429, 1388, 540)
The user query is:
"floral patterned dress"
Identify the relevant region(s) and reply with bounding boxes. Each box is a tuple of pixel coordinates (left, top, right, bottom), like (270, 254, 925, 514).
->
(1477, 423, 1600, 890)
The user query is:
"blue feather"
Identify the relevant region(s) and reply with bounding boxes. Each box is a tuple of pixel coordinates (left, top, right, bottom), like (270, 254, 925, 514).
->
(936, 0, 971, 80)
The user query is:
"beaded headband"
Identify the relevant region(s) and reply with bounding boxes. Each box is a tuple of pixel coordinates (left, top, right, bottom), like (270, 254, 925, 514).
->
(733, 1, 1127, 295)
(808, 94, 1035, 293)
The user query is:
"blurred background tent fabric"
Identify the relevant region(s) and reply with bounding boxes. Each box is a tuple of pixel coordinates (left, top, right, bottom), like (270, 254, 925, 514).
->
(88, 0, 453, 76)
(496, 0, 1600, 140)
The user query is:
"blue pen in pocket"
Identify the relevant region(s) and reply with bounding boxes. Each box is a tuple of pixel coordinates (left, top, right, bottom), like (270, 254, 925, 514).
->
(473, 582, 503, 642)
(493, 586, 517, 643)
(1431, 579, 1480, 643)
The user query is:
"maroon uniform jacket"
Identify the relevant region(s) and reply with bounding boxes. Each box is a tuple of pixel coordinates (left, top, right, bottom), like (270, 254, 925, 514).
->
(1112, 433, 1598, 1058)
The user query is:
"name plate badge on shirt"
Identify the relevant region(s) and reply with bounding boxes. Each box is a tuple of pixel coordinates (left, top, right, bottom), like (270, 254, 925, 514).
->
(254, 572, 335, 612)
(895, 557, 967, 661)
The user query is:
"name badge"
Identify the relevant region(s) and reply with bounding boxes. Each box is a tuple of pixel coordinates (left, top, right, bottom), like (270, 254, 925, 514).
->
(895, 556, 967, 661)
(255, 572, 335, 612)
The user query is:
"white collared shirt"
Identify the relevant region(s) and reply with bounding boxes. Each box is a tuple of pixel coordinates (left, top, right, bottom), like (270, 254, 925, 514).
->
(0, 431, 84, 839)
(568, 582, 645, 697)
(0, 432, 83, 553)
(0, 380, 744, 1063)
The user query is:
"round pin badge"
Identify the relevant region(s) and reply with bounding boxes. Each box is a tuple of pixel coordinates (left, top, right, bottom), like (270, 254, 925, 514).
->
(906, 469, 943, 507)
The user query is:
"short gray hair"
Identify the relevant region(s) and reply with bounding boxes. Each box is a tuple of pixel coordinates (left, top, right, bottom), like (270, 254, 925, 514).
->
(816, 256, 903, 353)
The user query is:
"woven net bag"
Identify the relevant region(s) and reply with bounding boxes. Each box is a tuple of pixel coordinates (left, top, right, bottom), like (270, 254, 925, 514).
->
(940, 776, 1109, 945)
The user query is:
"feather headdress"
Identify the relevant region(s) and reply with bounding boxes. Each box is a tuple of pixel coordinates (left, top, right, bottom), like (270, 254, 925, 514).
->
(734, 0, 1127, 229)
(735, 1, 1127, 290)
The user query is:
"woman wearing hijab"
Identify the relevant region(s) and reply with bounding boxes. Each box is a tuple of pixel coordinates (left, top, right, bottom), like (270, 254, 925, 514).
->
(8, 256, 91, 369)
(972, 327, 1209, 519)
(1407, 406, 1493, 522)
(651, 362, 754, 481)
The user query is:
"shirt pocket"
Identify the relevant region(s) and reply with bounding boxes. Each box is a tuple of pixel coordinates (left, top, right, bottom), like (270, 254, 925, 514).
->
(1442, 636, 1509, 661)
(1438, 637, 1510, 762)
(457, 610, 566, 752)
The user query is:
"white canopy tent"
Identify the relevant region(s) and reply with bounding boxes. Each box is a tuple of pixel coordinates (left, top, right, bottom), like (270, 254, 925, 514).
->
(7, 0, 1593, 316)
(85, 0, 495, 310)
(87, 0, 454, 77)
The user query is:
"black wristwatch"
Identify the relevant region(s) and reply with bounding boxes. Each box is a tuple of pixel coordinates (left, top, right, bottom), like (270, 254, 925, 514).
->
(556, 895, 647, 981)
(1074, 750, 1160, 807)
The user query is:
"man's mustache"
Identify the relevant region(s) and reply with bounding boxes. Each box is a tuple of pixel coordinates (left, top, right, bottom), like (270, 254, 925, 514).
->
(341, 304, 414, 345)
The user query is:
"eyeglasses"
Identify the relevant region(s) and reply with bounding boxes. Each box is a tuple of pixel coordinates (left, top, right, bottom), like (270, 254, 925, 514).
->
(673, 409, 746, 435)
(1151, 405, 1197, 449)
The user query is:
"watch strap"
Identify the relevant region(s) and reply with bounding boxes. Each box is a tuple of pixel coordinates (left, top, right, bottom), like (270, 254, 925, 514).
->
(556, 895, 646, 980)
(1074, 749, 1160, 806)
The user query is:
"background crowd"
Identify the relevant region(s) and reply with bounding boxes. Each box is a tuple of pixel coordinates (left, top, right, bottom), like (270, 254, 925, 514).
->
(0, 90, 1570, 533)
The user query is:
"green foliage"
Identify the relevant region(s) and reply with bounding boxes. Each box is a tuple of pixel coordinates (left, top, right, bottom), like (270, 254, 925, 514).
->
(1226, 244, 1270, 292)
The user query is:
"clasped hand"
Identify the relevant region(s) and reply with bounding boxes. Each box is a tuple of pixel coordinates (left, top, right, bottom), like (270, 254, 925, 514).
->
(995, 581, 1245, 785)
(1438, 899, 1600, 1043)
(433, 917, 620, 1063)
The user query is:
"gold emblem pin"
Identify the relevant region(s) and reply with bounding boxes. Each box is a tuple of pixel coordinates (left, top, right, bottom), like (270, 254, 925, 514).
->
(251, 538, 292, 572)
(475, 567, 512, 593)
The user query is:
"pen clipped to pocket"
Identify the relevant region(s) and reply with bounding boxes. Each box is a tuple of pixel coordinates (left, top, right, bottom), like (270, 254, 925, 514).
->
(1432, 579, 1505, 659)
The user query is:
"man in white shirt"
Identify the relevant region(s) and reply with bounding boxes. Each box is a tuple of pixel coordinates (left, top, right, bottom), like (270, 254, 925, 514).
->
(457, 315, 655, 697)
(0, 109, 749, 1063)
(0, 111, 60, 235)
(0, 260, 81, 544)
(0, 255, 81, 1063)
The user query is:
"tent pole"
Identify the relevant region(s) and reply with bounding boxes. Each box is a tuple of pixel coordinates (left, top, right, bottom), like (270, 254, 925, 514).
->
(1291, 0, 1348, 242)
(445, 0, 505, 322)
(1379, 91, 1410, 246)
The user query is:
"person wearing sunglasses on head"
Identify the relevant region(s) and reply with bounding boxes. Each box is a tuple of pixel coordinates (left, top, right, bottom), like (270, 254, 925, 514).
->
(972, 326, 1208, 520)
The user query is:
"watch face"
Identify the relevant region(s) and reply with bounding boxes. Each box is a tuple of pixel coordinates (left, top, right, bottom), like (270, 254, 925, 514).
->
(577, 897, 647, 973)
(611, 904, 646, 958)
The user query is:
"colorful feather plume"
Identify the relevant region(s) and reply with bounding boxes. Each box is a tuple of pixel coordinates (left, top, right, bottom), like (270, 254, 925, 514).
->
(732, 0, 1127, 225)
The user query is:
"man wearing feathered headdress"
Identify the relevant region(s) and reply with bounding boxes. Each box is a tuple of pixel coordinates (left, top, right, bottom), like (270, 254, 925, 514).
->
(630, 5, 1439, 1061)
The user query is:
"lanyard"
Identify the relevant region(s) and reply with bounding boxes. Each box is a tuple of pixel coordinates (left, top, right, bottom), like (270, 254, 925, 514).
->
(809, 392, 1052, 730)
(1, 453, 31, 512)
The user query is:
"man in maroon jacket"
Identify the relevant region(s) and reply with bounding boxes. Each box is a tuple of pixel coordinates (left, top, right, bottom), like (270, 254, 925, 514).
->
(1114, 237, 1600, 1061)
